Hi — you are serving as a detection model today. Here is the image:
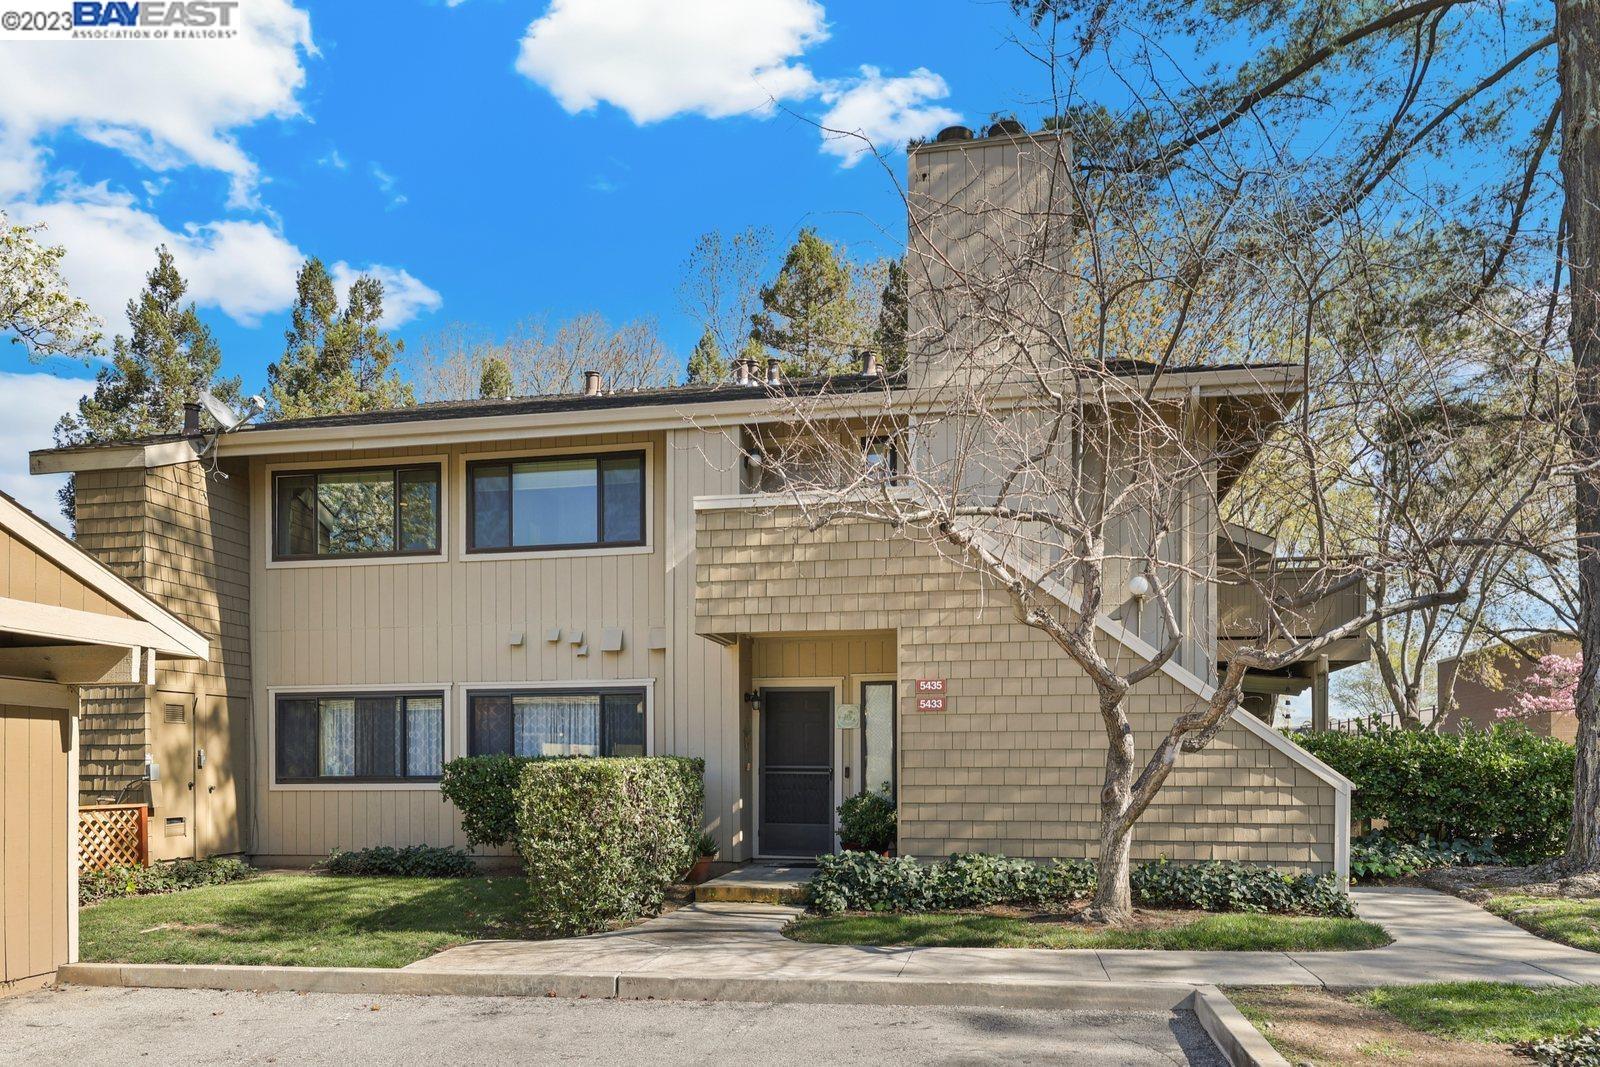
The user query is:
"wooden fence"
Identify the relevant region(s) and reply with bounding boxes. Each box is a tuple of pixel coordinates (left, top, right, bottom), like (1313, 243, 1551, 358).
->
(78, 803, 148, 872)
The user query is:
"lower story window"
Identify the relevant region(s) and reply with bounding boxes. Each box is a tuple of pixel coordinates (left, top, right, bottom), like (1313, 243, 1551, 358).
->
(469, 689, 646, 758)
(276, 692, 444, 783)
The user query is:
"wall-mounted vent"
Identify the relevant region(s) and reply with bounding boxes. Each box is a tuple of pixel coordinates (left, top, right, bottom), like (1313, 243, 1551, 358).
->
(163, 702, 186, 724)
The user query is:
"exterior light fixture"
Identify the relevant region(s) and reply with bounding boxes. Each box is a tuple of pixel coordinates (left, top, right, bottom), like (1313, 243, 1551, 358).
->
(1127, 574, 1152, 600)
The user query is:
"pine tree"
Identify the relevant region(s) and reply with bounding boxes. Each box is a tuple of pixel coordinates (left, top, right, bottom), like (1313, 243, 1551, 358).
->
(874, 258, 908, 375)
(479, 354, 513, 398)
(264, 259, 414, 420)
(684, 329, 726, 384)
(53, 246, 241, 521)
(750, 228, 861, 376)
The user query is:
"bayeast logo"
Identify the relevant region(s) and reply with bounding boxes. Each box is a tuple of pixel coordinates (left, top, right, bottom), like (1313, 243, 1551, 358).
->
(73, 2, 238, 28)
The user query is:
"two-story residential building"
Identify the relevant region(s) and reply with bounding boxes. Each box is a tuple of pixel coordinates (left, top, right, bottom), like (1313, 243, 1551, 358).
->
(30, 127, 1353, 878)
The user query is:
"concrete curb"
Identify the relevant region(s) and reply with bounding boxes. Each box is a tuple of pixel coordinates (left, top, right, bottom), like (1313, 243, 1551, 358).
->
(58, 963, 615, 1000)
(60, 962, 1195, 1011)
(1191, 985, 1290, 1067)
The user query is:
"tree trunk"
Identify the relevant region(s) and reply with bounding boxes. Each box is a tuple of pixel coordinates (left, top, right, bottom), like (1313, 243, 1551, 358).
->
(1088, 701, 1137, 923)
(1559, 0, 1600, 870)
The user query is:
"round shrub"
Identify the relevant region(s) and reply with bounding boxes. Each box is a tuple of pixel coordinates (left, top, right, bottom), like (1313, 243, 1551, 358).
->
(1298, 724, 1573, 864)
(515, 756, 704, 935)
(836, 790, 896, 853)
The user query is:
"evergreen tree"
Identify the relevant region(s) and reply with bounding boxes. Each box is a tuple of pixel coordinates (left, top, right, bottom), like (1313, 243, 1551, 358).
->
(479, 353, 513, 399)
(684, 329, 726, 384)
(53, 246, 241, 521)
(265, 258, 414, 419)
(873, 258, 908, 375)
(750, 228, 861, 376)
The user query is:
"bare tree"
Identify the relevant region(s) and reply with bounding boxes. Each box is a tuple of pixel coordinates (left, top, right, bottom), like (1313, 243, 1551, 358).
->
(741, 119, 1564, 921)
(411, 314, 676, 402)
(678, 227, 773, 379)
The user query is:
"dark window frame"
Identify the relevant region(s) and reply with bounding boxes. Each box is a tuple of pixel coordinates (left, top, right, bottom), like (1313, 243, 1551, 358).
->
(271, 462, 443, 562)
(464, 449, 648, 554)
(466, 686, 649, 757)
(273, 689, 446, 785)
(858, 679, 897, 800)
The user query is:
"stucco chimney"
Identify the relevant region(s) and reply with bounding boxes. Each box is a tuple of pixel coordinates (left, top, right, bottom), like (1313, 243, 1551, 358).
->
(766, 359, 782, 386)
(734, 359, 752, 386)
(582, 370, 602, 396)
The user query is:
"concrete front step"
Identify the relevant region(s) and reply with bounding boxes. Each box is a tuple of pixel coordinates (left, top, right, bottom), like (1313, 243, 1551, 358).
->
(693, 864, 812, 905)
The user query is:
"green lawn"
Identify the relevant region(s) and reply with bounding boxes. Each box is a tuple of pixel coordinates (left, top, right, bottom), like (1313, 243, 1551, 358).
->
(1481, 894, 1600, 953)
(784, 910, 1390, 951)
(79, 873, 542, 968)
(1359, 982, 1600, 1044)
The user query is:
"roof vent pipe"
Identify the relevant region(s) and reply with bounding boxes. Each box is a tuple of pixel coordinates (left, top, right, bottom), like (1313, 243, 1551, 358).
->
(182, 401, 202, 437)
(860, 350, 879, 376)
(583, 370, 602, 396)
(766, 359, 782, 386)
(734, 359, 752, 386)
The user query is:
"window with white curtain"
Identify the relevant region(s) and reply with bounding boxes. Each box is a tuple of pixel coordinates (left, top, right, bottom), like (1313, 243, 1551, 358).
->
(275, 692, 445, 783)
(469, 689, 646, 758)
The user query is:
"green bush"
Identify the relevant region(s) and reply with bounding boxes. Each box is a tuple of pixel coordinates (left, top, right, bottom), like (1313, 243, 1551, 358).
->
(1298, 724, 1572, 864)
(320, 845, 478, 877)
(1131, 858, 1355, 917)
(79, 856, 254, 906)
(805, 852, 1351, 918)
(1349, 831, 1504, 882)
(515, 756, 704, 934)
(440, 754, 550, 849)
(836, 790, 896, 852)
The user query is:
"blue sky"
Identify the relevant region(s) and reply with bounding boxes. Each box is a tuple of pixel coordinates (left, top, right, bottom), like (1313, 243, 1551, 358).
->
(0, 1, 1063, 522)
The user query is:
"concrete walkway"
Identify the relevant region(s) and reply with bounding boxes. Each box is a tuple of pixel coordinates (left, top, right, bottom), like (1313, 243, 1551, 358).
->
(404, 886, 1600, 989)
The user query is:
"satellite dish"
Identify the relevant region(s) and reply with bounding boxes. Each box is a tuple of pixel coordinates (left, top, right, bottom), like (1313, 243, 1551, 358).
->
(199, 390, 241, 430)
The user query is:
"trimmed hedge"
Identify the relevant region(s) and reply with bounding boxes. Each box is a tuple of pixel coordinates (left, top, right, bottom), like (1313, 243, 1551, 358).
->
(79, 856, 254, 906)
(320, 845, 478, 877)
(806, 852, 1353, 918)
(440, 754, 550, 849)
(1298, 724, 1572, 865)
(515, 756, 704, 934)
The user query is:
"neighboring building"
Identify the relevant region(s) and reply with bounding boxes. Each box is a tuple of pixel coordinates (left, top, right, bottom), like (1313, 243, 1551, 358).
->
(0, 491, 206, 995)
(1436, 634, 1579, 741)
(30, 128, 1354, 879)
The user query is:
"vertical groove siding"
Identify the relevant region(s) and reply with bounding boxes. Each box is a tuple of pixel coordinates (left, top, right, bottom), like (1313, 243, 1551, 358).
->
(0, 700, 70, 992)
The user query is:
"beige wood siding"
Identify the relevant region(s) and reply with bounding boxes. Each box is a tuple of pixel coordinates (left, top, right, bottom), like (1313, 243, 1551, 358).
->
(696, 502, 1339, 873)
(0, 529, 129, 618)
(0, 693, 73, 994)
(249, 431, 736, 861)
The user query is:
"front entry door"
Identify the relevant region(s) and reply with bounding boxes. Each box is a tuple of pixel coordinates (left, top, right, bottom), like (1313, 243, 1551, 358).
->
(760, 688, 834, 856)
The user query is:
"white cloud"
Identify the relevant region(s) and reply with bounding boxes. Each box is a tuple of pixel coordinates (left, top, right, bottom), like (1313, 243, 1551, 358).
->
(368, 163, 407, 210)
(0, 0, 315, 207)
(330, 262, 443, 330)
(818, 66, 960, 167)
(0, 371, 96, 530)
(516, 0, 826, 123)
(10, 186, 303, 328)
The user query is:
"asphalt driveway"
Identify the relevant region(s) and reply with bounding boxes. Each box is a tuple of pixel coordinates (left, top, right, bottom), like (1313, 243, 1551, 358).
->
(0, 985, 1225, 1065)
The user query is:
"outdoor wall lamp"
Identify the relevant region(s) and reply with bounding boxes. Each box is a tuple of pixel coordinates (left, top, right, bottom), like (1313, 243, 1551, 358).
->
(1127, 574, 1153, 600)
(743, 691, 762, 710)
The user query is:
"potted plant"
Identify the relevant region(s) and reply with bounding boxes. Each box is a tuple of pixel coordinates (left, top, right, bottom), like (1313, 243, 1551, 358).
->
(685, 831, 718, 883)
(836, 788, 896, 855)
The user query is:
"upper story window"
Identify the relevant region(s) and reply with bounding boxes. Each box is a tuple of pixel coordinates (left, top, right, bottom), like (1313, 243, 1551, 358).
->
(273, 464, 441, 561)
(466, 450, 645, 553)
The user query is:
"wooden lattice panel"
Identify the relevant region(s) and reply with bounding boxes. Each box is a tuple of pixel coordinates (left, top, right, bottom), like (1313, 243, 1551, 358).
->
(78, 804, 148, 872)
